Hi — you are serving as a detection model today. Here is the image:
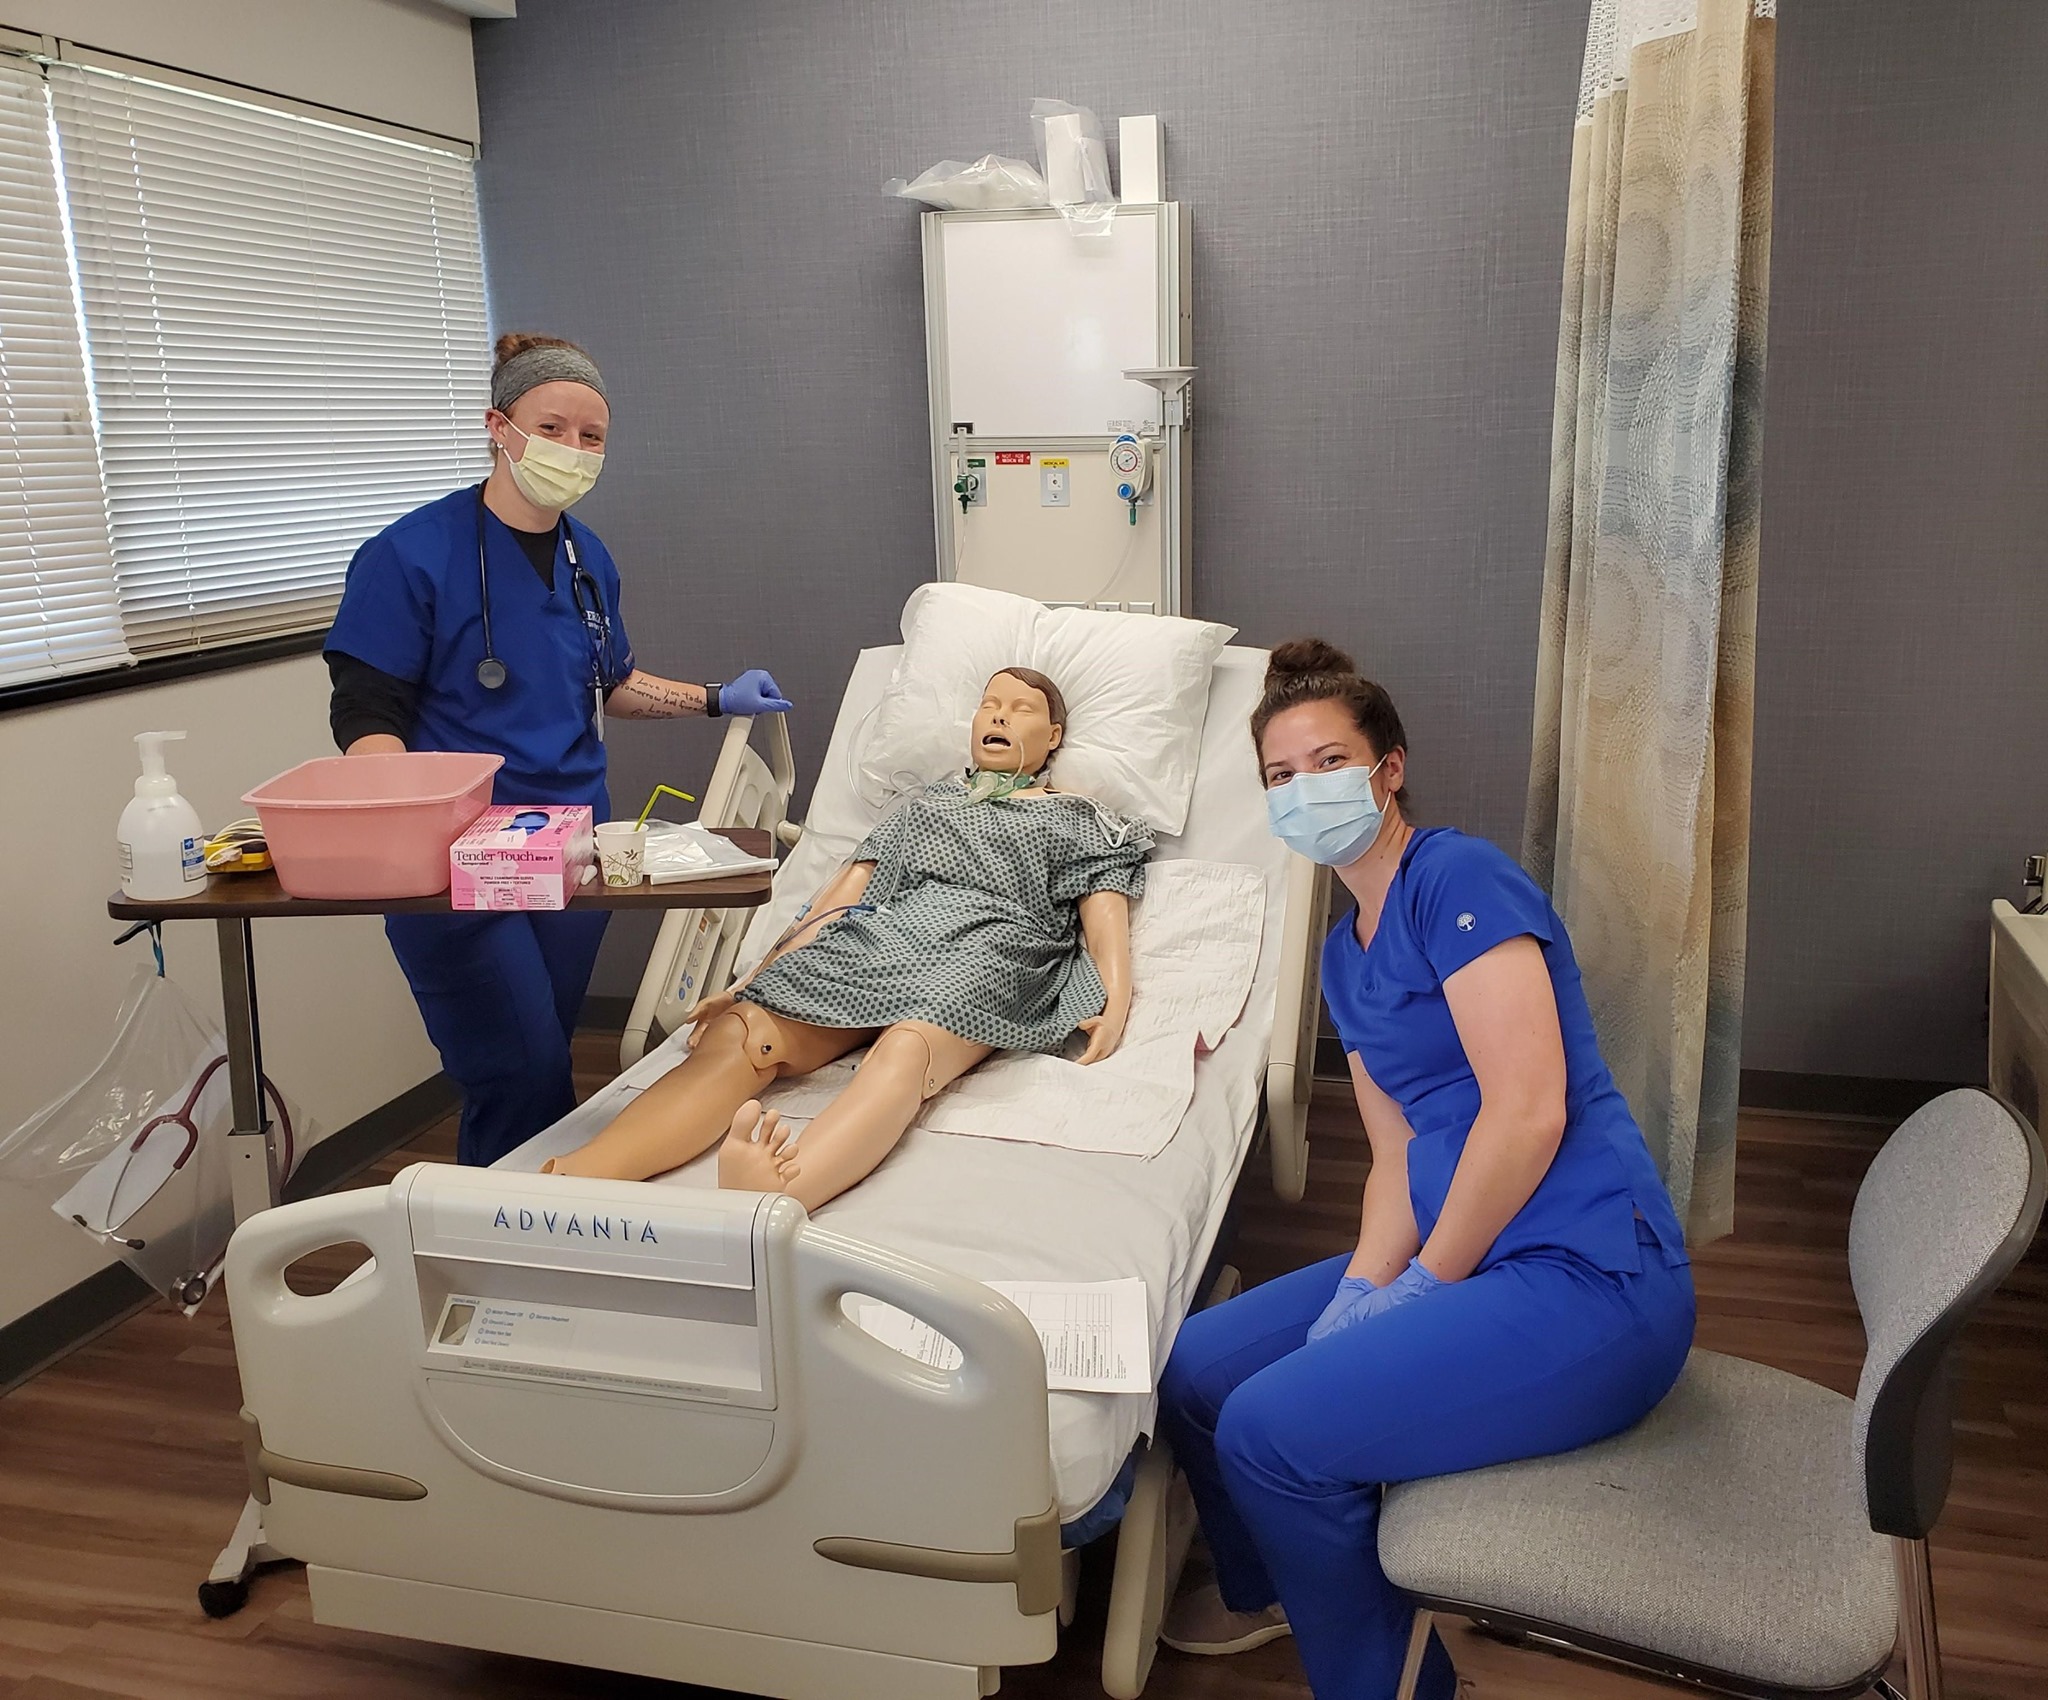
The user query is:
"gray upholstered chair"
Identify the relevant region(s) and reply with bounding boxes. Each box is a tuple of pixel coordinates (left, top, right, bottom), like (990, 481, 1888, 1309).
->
(1378, 1088, 2045, 1700)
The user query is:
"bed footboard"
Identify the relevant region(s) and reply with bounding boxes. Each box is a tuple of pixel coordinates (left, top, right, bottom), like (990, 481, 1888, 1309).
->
(224, 1167, 1063, 1698)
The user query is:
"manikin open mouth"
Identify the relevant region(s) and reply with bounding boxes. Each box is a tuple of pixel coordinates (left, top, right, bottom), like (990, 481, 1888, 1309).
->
(981, 732, 1012, 749)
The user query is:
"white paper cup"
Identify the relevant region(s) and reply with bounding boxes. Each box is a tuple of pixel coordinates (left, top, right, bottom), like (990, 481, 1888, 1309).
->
(594, 820, 648, 888)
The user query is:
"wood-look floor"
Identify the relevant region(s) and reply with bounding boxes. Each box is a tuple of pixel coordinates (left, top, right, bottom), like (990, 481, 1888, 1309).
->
(1, 1035, 2042, 1700)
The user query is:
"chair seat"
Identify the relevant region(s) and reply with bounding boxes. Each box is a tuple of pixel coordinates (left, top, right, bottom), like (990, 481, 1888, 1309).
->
(1378, 1350, 1898, 1693)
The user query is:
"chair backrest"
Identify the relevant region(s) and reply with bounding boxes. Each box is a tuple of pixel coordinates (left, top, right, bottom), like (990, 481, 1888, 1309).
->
(1848, 1088, 2045, 1538)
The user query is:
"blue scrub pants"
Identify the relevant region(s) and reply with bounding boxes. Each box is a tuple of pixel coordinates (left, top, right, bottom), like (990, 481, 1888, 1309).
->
(386, 909, 610, 1167)
(1157, 1227, 1693, 1700)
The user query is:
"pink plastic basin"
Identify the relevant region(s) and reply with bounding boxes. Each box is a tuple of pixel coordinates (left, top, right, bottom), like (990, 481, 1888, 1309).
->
(243, 751, 504, 900)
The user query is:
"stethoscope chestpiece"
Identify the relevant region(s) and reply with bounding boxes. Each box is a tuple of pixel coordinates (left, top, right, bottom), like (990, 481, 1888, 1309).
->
(476, 655, 508, 690)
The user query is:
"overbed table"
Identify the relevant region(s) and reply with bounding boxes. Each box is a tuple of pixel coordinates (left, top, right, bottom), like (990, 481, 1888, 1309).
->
(107, 828, 775, 1223)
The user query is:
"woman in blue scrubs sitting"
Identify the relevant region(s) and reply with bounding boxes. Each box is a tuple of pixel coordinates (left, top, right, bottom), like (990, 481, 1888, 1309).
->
(1157, 639, 1694, 1700)
(324, 332, 791, 1167)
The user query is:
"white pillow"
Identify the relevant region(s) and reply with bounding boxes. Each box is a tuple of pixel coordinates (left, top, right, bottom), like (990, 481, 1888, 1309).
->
(856, 583, 1235, 834)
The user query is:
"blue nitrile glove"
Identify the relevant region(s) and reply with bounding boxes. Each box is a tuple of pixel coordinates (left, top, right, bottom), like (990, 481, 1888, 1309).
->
(1307, 1273, 1378, 1343)
(1369, 1257, 1444, 1318)
(723, 668, 793, 716)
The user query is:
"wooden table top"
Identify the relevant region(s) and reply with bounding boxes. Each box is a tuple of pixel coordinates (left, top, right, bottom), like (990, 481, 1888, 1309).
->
(108, 827, 775, 920)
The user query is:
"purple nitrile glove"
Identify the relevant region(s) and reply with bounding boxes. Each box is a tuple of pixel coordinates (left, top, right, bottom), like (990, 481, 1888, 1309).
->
(724, 668, 793, 715)
(1307, 1273, 1378, 1343)
(1368, 1256, 1443, 1318)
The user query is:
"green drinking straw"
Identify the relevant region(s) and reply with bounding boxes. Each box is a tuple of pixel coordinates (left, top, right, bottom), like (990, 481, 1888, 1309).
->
(635, 783, 698, 829)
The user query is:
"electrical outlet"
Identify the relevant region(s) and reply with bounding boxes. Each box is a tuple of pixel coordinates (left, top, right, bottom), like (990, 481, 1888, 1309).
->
(1040, 457, 1071, 508)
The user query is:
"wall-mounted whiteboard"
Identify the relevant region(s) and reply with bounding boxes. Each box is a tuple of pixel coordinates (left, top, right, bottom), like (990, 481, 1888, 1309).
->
(927, 207, 1171, 438)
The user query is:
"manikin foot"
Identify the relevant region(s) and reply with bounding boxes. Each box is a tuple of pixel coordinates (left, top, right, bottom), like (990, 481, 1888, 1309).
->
(716, 1100, 799, 1193)
(1159, 1582, 1292, 1656)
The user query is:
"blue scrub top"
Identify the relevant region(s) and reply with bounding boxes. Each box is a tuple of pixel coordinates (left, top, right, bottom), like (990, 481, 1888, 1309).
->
(1322, 827, 1688, 1275)
(325, 487, 635, 813)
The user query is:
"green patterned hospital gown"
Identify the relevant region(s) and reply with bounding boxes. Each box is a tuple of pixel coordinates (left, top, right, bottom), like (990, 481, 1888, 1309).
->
(741, 780, 1152, 1053)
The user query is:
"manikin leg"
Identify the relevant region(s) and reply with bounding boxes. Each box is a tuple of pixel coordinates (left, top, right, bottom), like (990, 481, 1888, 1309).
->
(543, 1004, 864, 1179)
(720, 1021, 991, 1210)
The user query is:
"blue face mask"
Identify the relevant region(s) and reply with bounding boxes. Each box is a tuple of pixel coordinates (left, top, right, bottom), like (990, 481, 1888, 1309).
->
(1265, 757, 1389, 866)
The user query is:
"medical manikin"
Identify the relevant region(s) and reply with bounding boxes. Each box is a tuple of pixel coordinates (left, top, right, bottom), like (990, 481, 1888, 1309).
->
(544, 669, 1148, 1208)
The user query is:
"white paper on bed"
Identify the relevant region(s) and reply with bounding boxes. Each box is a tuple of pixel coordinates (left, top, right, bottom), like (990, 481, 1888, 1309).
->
(857, 1276, 1151, 1393)
(753, 858, 1265, 1158)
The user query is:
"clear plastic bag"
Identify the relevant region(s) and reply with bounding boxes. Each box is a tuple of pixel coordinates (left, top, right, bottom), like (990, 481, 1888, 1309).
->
(884, 153, 1049, 211)
(0, 965, 309, 1314)
(1030, 98, 1117, 237)
(642, 819, 779, 886)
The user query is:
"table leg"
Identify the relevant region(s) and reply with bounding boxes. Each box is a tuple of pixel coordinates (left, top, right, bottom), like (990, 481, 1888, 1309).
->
(199, 1492, 284, 1618)
(216, 917, 279, 1222)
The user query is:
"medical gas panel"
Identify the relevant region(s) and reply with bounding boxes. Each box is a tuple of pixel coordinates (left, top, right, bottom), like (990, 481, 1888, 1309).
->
(923, 203, 1192, 615)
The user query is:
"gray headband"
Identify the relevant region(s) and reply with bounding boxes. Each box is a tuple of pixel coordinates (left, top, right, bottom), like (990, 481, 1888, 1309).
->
(490, 345, 607, 414)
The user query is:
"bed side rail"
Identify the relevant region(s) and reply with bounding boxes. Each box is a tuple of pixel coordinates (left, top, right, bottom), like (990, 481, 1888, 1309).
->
(621, 714, 800, 1068)
(1264, 852, 1329, 1203)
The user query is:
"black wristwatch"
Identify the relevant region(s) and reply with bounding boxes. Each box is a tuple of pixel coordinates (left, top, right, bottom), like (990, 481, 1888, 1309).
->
(705, 683, 724, 719)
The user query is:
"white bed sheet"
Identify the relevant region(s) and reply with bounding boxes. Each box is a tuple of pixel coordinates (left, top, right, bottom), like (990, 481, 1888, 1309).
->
(507, 643, 1291, 1522)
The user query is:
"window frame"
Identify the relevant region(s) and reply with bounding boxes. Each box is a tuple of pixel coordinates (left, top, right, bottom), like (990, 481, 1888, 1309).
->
(0, 34, 486, 716)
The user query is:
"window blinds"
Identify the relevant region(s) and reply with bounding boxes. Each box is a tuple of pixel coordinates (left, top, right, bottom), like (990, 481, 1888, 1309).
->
(50, 63, 491, 657)
(0, 59, 128, 688)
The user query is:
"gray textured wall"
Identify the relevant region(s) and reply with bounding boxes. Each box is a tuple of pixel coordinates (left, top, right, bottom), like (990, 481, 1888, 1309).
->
(1744, 1, 2048, 1083)
(472, 0, 2048, 1086)
(471, 0, 1584, 1001)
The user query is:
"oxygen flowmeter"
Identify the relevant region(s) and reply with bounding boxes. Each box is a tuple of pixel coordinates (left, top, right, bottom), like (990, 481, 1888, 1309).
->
(953, 453, 986, 514)
(1108, 433, 1152, 525)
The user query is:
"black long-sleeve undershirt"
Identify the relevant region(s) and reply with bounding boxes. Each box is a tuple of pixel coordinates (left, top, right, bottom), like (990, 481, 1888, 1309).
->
(325, 522, 563, 751)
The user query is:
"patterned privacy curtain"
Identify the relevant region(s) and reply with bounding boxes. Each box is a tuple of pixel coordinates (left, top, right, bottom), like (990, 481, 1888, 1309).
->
(1524, 0, 1776, 1241)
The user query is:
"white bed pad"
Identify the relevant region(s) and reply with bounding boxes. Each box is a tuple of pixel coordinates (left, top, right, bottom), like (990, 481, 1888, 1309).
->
(507, 644, 1292, 1523)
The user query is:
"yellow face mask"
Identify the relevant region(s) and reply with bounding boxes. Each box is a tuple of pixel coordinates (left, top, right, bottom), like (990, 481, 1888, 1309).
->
(502, 419, 603, 511)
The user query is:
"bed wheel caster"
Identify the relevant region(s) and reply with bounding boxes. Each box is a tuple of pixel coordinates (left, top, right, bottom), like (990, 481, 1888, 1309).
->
(197, 1577, 250, 1618)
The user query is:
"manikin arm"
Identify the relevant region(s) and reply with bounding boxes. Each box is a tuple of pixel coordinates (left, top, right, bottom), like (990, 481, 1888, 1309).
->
(1075, 889, 1133, 1065)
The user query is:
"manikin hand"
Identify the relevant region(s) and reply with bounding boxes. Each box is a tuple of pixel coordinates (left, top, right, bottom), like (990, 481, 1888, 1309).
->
(1076, 1001, 1129, 1065)
(685, 989, 739, 1042)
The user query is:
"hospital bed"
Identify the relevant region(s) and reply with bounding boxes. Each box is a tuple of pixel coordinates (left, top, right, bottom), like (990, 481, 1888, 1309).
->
(223, 641, 1328, 1700)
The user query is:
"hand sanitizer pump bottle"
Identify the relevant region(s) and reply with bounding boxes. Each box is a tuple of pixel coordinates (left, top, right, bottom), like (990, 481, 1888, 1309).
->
(118, 731, 206, 901)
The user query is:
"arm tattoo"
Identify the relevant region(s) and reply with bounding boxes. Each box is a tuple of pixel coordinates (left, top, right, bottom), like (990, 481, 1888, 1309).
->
(612, 671, 706, 717)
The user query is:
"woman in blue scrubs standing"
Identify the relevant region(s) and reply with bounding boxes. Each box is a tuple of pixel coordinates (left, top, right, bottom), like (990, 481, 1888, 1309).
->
(324, 332, 792, 1167)
(1157, 639, 1695, 1700)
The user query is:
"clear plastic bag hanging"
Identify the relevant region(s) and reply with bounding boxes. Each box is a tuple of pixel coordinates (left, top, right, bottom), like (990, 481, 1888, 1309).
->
(0, 965, 310, 1314)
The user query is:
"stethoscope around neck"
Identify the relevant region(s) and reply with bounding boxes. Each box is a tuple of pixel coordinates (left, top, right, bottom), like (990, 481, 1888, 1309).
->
(472, 483, 619, 693)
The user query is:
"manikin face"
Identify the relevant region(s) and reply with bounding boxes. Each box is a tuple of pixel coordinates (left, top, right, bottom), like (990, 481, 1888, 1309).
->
(970, 672, 1064, 775)
(1258, 698, 1404, 803)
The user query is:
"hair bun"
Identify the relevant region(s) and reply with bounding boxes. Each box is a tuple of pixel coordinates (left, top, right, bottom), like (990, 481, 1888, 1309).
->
(493, 330, 579, 369)
(1266, 637, 1357, 684)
